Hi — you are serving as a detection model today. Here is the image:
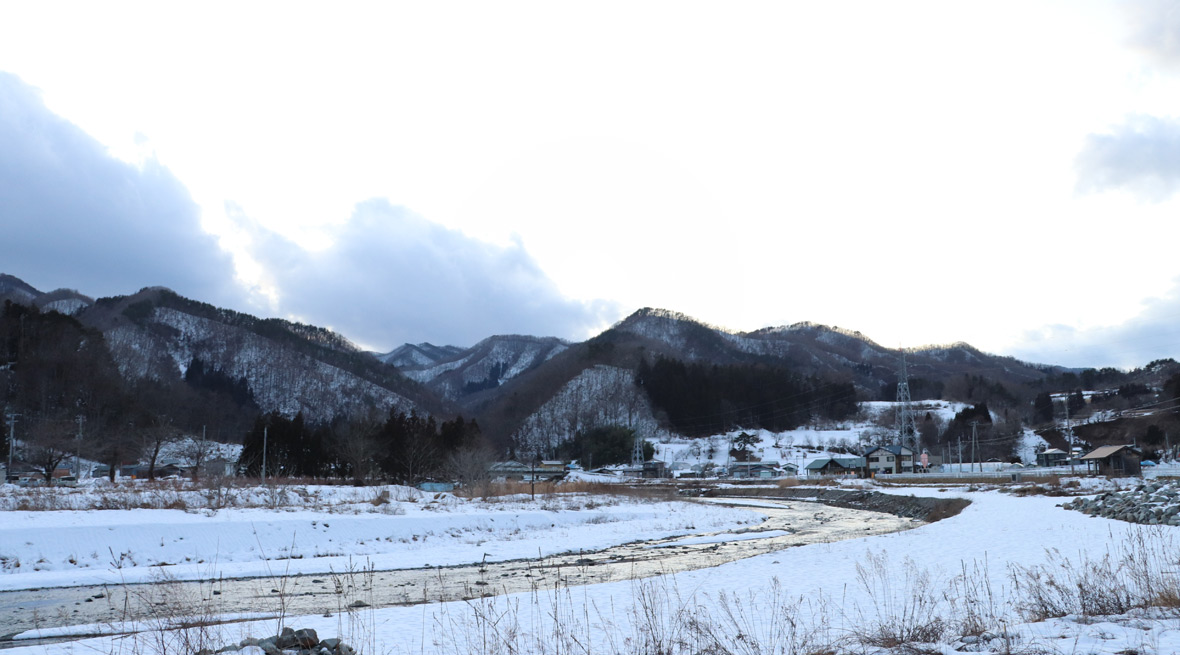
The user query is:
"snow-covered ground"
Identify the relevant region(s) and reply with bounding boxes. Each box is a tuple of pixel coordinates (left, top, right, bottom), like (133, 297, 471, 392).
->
(0, 483, 755, 591)
(649, 400, 972, 472)
(9, 479, 1180, 654)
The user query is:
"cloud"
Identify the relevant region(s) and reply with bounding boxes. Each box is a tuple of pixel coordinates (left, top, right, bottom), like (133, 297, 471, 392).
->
(0, 72, 241, 304)
(243, 199, 619, 350)
(0, 71, 613, 349)
(1124, 0, 1180, 70)
(1075, 115, 1180, 201)
(1007, 277, 1180, 369)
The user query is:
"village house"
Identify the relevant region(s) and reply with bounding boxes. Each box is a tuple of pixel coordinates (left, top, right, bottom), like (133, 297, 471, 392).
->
(805, 456, 866, 477)
(863, 445, 915, 475)
(1036, 448, 1069, 467)
(487, 460, 566, 481)
(730, 460, 797, 479)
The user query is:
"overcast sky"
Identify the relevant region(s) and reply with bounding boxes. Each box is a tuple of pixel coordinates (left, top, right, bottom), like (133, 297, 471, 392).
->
(1, 1, 1179, 368)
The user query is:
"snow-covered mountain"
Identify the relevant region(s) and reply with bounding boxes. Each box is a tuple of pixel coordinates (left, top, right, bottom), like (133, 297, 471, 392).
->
(385, 334, 568, 403)
(0, 274, 1094, 452)
(377, 342, 465, 369)
(0, 274, 93, 315)
(78, 287, 445, 423)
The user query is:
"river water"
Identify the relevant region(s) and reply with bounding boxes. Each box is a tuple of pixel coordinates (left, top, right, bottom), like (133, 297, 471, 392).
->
(0, 498, 918, 644)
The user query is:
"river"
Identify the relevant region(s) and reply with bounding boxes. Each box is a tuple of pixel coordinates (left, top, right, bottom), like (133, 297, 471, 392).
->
(0, 498, 919, 646)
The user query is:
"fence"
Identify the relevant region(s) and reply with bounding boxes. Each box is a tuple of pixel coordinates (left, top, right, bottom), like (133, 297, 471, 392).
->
(876, 467, 1066, 481)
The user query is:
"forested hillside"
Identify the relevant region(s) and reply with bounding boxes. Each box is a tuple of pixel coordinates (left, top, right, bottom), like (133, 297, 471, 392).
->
(5, 273, 1179, 482)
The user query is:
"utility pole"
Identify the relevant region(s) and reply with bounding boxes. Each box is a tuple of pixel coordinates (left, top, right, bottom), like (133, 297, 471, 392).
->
(957, 436, 962, 473)
(200, 425, 207, 480)
(631, 430, 645, 469)
(4, 410, 17, 484)
(74, 415, 85, 479)
(261, 426, 268, 483)
(1064, 398, 1074, 475)
(969, 421, 979, 473)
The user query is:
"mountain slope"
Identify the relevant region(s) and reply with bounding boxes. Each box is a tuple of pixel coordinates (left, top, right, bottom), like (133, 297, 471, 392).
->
(378, 343, 466, 369)
(387, 335, 569, 404)
(468, 308, 1068, 447)
(0, 274, 94, 315)
(79, 287, 447, 422)
(0, 273, 1095, 455)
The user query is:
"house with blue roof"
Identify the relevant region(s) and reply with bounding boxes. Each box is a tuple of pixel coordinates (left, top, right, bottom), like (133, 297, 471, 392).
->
(804, 456, 866, 477)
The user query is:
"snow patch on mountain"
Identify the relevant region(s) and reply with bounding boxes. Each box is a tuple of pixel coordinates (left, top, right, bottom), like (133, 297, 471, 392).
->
(106, 307, 415, 422)
(514, 365, 669, 455)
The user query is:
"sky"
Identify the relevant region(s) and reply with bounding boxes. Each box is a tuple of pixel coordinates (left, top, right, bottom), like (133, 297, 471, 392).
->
(1, 1, 1179, 369)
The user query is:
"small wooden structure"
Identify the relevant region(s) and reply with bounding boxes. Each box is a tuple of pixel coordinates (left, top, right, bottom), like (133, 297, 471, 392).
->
(1081, 445, 1142, 476)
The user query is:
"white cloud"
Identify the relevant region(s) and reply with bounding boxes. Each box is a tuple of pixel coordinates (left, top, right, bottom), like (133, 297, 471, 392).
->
(1124, 0, 1180, 70)
(0, 70, 615, 350)
(0, 72, 242, 305)
(1008, 277, 1180, 370)
(242, 199, 619, 350)
(1075, 114, 1180, 201)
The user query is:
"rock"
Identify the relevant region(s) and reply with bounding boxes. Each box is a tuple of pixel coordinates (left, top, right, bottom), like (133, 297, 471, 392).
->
(275, 627, 297, 649)
(257, 636, 280, 655)
(293, 628, 318, 649)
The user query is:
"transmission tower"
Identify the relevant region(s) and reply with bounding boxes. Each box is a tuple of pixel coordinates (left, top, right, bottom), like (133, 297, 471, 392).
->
(632, 432, 645, 469)
(896, 350, 918, 451)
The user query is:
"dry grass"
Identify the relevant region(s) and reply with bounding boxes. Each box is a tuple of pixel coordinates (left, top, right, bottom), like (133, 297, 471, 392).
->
(776, 477, 839, 488)
(462, 479, 676, 502)
(1010, 526, 1180, 622)
(66, 520, 1180, 655)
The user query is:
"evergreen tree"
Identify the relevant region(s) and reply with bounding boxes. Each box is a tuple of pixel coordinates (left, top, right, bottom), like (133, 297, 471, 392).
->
(558, 425, 643, 467)
(1033, 392, 1055, 424)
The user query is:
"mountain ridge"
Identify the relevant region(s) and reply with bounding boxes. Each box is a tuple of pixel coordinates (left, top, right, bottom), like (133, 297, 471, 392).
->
(0, 272, 1088, 450)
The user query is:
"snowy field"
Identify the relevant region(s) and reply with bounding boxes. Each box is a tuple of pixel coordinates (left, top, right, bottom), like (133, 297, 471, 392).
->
(0, 483, 757, 591)
(8, 479, 1180, 654)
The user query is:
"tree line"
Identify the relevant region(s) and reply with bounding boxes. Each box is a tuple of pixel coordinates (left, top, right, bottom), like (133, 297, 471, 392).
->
(0, 301, 487, 485)
(636, 356, 858, 436)
(237, 410, 484, 484)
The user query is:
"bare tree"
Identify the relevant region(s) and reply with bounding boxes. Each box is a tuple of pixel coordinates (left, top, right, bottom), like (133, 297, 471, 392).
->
(141, 416, 179, 482)
(333, 413, 383, 485)
(26, 417, 75, 484)
(177, 435, 219, 482)
(446, 444, 494, 496)
(396, 435, 439, 485)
